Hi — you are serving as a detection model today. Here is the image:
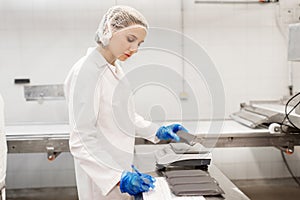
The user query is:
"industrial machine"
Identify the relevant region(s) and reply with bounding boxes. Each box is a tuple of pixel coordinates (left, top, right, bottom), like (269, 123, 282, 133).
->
(229, 22, 300, 154)
(230, 99, 300, 153)
(288, 23, 300, 62)
(155, 143, 212, 171)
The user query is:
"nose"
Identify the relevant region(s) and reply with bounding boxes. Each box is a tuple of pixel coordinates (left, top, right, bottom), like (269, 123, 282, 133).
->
(129, 43, 139, 53)
(130, 49, 138, 54)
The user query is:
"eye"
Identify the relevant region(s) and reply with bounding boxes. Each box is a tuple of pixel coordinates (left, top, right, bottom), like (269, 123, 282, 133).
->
(127, 36, 136, 43)
(138, 40, 145, 47)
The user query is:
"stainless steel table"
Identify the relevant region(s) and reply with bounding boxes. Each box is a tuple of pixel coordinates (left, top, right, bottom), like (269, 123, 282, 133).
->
(135, 164, 250, 200)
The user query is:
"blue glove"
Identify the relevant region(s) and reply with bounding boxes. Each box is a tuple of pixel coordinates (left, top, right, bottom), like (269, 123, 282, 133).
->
(156, 124, 188, 142)
(119, 170, 155, 196)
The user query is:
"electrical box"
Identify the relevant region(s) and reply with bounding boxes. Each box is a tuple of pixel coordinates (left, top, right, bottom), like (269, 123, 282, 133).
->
(288, 23, 300, 61)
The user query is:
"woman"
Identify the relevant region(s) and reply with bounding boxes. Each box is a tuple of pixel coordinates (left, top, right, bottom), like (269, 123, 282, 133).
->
(64, 5, 188, 199)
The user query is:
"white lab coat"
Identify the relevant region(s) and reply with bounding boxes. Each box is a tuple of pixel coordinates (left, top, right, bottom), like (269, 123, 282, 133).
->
(64, 48, 159, 200)
(0, 94, 7, 190)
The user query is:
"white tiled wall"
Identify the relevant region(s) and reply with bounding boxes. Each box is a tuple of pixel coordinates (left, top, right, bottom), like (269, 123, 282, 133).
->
(0, 0, 300, 189)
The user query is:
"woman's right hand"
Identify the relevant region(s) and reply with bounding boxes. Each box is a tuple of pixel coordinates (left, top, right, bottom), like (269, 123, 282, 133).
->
(119, 171, 155, 196)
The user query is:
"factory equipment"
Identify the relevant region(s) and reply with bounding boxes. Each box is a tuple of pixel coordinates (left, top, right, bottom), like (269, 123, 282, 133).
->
(230, 99, 300, 129)
(4, 83, 68, 161)
(230, 23, 300, 154)
(5, 124, 69, 161)
(162, 169, 224, 197)
(230, 99, 300, 153)
(155, 143, 212, 171)
(288, 23, 300, 61)
(154, 142, 223, 198)
(23, 84, 65, 102)
(288, 23, 300, 116)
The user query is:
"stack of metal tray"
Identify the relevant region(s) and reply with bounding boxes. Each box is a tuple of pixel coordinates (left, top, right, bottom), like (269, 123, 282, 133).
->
(163, 169, 224, 196)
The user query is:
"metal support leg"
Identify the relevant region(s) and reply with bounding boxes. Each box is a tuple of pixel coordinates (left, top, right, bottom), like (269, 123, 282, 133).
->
(46, 146, 62, 161)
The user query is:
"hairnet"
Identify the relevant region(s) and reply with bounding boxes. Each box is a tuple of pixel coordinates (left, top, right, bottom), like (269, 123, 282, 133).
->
(95, 5, 149, 46)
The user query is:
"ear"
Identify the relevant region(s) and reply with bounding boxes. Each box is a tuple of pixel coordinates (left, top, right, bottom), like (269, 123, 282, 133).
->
(99, 24, 112, 46)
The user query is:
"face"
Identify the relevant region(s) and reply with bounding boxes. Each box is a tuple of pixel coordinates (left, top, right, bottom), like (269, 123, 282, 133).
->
(107, 26, 147, 62)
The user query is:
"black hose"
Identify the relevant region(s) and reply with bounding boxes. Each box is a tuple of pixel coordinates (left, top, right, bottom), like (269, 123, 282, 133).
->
(280, 92, 300, 132)
(281, 150, 300, 187)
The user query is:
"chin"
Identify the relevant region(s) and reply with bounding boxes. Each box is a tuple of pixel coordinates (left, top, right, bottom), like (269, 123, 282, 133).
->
(118, 56, 129, 61)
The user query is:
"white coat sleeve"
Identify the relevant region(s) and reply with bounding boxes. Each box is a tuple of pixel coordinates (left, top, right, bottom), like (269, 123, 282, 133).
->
(134, 113, 160, 143)
(65, 62, 122, 196)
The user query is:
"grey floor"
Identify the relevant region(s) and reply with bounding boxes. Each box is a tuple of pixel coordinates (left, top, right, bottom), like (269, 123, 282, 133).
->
(233, 178, 300, 200)
(5, 178, 300, 200)
(6, 187, 78, 200)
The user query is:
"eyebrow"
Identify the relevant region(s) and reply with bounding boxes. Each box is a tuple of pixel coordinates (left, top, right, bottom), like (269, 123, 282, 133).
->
(129, 34, 137, 39)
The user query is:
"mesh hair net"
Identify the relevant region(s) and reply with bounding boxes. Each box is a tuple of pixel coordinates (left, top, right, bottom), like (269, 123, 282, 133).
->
(95, 5, 149, 46)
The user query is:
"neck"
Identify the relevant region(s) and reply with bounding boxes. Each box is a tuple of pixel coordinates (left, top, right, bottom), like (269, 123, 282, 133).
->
(96, 45, 116, 66)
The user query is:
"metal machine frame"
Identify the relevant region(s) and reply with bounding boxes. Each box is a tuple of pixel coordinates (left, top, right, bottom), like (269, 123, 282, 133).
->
(6, 125, 69, 161)
(6, 120, 300, 159)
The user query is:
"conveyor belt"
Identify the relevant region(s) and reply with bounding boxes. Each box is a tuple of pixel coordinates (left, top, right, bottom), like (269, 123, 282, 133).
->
(5, 120, 300, 155)
(5, 124, 70, 159)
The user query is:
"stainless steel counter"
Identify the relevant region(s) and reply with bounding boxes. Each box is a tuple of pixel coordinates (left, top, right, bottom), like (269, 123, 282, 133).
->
(207, 164, 250, 200)
(135, 164, 250, 200)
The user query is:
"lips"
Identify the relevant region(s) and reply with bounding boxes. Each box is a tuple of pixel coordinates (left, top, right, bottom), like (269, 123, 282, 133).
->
(124, 53, 131, 58)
